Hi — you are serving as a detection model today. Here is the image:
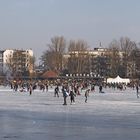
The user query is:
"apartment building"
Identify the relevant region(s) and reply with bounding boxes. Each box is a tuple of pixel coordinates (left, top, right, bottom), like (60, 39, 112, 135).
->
(1, 49, 34, 79)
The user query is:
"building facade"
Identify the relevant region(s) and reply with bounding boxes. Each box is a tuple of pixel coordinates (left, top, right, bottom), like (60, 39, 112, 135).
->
(63, 48, 110, 78)
(1, 49, 34, 79)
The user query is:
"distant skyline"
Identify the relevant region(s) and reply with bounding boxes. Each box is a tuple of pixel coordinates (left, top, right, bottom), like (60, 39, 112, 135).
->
(0, 0, 140, 62)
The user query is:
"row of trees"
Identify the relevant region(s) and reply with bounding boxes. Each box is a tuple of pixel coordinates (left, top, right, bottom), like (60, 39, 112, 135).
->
(40, 36, 89, 74)
(108, 38, 140, 78)
(40, 36, 140, 78)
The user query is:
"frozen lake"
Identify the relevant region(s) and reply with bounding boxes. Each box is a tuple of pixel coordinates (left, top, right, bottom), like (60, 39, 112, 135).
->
(0, 86, 140, 140)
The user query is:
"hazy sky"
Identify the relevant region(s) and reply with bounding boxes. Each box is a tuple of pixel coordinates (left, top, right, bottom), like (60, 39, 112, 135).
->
(0, 0, 140, 62)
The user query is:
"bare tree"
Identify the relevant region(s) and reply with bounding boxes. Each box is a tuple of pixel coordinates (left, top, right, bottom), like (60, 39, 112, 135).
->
(67, 40, 89, 74)
(108, 40, 121, 77)
(129, 45, 140, 78)
(108, 37, 137, 78)
(120, 37, 137, 77)
(40, 36, 66, 73)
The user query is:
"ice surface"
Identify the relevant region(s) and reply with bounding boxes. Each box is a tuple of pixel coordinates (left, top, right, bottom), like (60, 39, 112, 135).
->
(0, 86, 140, 140)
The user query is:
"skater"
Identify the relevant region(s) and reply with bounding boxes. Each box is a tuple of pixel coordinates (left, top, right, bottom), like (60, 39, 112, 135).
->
(99, 85, 103, 93)
(29, 84, 33, 95)
(136, 84, 139, 98)
(13, 81, 18, 92)
(69, 90, 76, 104)
(45, 83, 48, 92)
(91, 84, 95, 92)
(54, 86, 59, 97)
(62, 87, 68, 105)
(85, 89, 90, 103)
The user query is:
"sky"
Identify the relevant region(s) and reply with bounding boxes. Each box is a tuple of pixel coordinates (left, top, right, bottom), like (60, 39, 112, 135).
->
(0, 0, 140, 63)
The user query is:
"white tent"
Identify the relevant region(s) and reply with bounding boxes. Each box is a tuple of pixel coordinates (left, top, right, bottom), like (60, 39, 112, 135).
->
(107, 76, 130, 84)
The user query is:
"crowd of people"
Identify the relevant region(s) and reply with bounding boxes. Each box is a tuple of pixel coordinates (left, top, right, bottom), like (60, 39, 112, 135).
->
(1, 78, 140, 105)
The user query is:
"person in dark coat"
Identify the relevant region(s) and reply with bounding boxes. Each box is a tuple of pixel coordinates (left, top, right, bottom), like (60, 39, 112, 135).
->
(136, 84, 139, 98)
(85, 89, 90, 103)
(69, 90, 76, 104)
(62, 87, 68, 105)
(29, 84, 33, 95)
(54, 86, 59, 97)
(99, 85, 103, 93)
